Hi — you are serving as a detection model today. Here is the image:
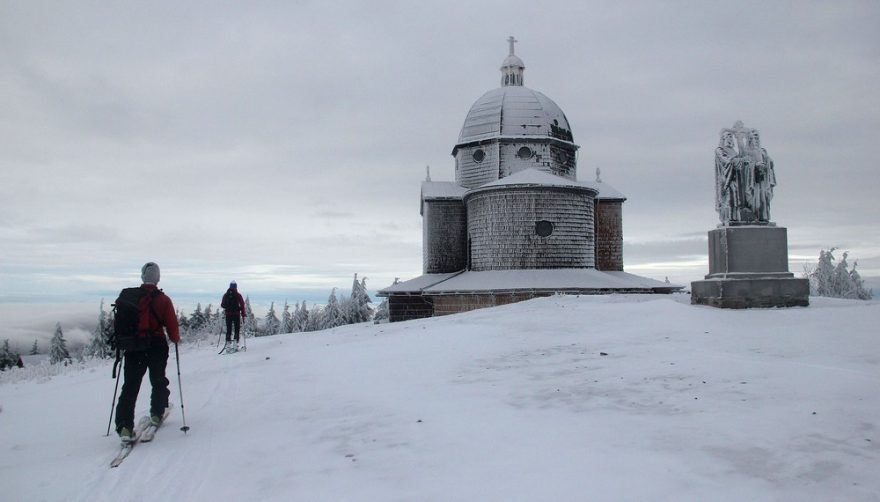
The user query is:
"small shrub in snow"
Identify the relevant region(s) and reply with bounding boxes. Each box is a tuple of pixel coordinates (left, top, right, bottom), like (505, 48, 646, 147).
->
(806, 248, 872, 300)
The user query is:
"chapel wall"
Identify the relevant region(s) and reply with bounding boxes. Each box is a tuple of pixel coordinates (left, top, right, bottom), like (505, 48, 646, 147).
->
(594, 201, 623, 271)
(466, 187, 595, 270)
(422, 200, 468, 273)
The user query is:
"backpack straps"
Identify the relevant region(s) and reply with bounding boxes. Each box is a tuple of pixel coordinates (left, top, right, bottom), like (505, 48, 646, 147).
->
(147, 289, 165, 329)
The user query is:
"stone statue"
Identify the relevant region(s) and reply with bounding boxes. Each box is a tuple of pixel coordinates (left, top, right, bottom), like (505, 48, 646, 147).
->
(744, 129, 775, 222)
(714, 121, 775, 224)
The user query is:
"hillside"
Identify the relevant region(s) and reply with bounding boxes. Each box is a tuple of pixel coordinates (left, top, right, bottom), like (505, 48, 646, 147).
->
(2, 294, 878, 501)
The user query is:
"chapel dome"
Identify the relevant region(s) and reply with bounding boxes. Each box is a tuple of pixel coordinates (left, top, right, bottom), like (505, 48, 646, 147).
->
(456, 86, 574, 146)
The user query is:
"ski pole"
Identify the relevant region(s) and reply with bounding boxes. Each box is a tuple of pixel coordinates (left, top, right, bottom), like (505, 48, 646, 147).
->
(216, 316, 224, 348)
(242, 315, 247, 351)
(174, 343, 190, 434)
(105, 355, 122, 436)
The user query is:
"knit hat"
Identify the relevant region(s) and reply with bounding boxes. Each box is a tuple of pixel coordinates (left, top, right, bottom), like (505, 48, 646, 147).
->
(230, 281, 237, 289)
(141, 262, 160, 285)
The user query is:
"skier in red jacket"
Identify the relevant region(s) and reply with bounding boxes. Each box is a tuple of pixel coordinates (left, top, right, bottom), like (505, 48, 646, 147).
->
(221, 281, 247, 352)
(115, 262, 181, 443)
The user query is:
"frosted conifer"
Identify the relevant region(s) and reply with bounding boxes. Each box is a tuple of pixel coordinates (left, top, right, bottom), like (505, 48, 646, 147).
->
(322, 289, 344, 329)
(809, 248, 873, 299)
(243, 297, 257, 337)
(49, 323, 72, 365)
(263, 302, 280, 336)
(281, 302, 292, 334)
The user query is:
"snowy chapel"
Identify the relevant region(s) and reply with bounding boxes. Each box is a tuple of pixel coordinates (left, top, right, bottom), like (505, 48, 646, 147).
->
(379, 38, 678, 322)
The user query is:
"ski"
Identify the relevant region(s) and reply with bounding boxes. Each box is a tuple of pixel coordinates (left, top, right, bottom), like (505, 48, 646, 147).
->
(110, 416, 151, 468)
(140, 407, 172, 443)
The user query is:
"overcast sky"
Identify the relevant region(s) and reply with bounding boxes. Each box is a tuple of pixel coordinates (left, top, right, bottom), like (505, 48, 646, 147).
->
(2, 0, 878, 319)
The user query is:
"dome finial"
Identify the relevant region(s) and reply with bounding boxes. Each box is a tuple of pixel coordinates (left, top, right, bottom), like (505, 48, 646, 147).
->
(500, 36, 524, 87)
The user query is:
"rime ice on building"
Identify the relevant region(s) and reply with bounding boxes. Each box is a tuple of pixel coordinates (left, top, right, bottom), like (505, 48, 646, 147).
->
(379, 38, 679, 322)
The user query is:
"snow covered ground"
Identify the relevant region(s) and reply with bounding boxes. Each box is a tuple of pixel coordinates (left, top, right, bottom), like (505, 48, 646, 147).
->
(2, 294, 878, 501)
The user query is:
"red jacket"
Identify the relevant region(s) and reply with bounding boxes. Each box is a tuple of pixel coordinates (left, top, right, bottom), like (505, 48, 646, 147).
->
(138, 284, 180, 344)
(221, 289, 247, 318)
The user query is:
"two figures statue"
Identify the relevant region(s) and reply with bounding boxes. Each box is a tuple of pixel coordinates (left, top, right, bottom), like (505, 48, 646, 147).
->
(714, 121, 776, 224)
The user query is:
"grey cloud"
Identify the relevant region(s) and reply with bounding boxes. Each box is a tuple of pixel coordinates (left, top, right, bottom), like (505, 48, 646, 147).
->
(1, 0, 878, 306)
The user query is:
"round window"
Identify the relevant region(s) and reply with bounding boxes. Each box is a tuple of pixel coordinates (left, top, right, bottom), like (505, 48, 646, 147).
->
(472, 149, 485, 163)
(536, 220, 554, 237)
(517, 146, 533, 159)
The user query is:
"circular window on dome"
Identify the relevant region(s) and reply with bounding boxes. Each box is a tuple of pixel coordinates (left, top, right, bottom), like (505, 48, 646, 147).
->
(535, 220, 554, 237)
(517, 146, 534, 160)
(472, 149, 485, 163)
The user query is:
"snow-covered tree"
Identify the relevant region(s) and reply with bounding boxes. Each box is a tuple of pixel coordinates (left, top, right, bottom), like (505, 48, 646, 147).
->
(204, 304, 223, 340)
(30, 338, 39, 355)
(321, 289, 344, 329)
(85, 299, 111, 359)
(177, 310, 191, 341)
(243, 296, 258, 337)
(49, 323, 72, 365)
(374, 298, 389, 323)
(262, 302, 280, 336)
(305, 303, 323, 332)
(292, 301, 308, 333)
(189, 303, 207, 334)
(830, 252, 856, 299)
(808, 248, 872, 299)
(280, 301, 293, 334)
(346, 273, 373, 324)
(849, 261, 872, 300)
(1, 339, 20, 371)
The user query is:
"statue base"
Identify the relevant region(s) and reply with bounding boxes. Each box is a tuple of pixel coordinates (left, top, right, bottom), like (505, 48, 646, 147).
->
(691, 225, 809, 309)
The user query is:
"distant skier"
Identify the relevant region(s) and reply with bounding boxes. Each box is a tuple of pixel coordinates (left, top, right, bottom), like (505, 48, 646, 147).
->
(115, 262, 180, 443)
(221, 281, 247, 352)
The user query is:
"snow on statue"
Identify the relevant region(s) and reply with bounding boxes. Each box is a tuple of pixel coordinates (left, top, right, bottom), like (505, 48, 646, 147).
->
(714, 121, 776, 224)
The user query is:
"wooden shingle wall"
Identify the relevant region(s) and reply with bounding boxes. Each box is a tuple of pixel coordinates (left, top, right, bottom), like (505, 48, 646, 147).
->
(466, 188, 595, 270)
(455, 140, 578, 188)
(388, 295, 434, 322)
(456, 143, 501, 189)
(432, 292, 554, 316)
(498, 142, 577, 181)
(422, 200, 468, 273)
(595, 201, 623, 270)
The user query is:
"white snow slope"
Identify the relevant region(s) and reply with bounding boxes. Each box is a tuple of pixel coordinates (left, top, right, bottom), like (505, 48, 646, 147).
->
(2, 294, 878, 501)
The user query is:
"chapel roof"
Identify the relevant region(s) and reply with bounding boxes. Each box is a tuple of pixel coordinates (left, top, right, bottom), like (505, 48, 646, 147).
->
(455, 38, 575, 148)
(473, 168, 626, 201)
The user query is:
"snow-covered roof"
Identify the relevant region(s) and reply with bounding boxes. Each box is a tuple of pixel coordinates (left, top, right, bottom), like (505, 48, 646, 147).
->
(477, 168, 591, 190)
(580, 179, 627, 201)
(421, 181, 467, 200)
(380, 272, 464, 294)
(379, 269, 681, 295)
(456, 86, 575, 146)
(471, 168, 625, 201)
(500, 54, 525, 69)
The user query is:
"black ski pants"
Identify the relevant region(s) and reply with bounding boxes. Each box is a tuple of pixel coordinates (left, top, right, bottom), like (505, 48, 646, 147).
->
(226, 315, 241, 342)
(115, 342, 170, 433)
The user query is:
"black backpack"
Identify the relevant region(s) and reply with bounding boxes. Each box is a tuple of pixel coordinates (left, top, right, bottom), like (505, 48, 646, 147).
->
(111, 287, 163, 353)
(222, 291, 240, 314)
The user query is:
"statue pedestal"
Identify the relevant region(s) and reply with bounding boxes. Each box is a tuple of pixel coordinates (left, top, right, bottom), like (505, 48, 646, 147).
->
(691, 225, 809, 308)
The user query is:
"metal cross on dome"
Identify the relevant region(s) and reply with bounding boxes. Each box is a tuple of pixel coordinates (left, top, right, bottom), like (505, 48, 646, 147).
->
(507, 36, 517, 55)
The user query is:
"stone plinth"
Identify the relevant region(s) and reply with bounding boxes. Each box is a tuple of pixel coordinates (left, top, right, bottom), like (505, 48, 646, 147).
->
(691, 225, 809, 308)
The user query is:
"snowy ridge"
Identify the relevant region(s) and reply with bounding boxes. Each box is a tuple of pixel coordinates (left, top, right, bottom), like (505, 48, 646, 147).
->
(2, 295, 879, 501)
